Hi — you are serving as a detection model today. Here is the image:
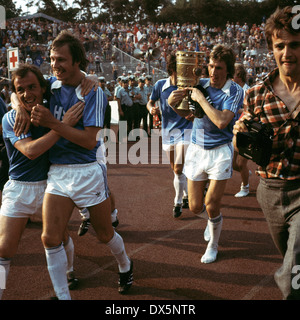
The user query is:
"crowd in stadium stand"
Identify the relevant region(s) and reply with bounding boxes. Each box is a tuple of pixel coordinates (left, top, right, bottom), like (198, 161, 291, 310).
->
(0, 17, 276, 97)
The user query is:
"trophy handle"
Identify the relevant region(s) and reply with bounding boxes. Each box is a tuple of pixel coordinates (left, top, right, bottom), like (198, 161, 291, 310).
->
(193, 67, 202, 77)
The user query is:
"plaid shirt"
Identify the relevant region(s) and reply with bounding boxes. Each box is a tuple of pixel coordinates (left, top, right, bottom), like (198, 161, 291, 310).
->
(244, 68, 300, 180)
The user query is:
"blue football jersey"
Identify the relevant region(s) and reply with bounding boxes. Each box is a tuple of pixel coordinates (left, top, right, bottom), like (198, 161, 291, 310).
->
(191, 79, 244, 149)
(48, 78, 107, 164)
(150, 78, 193, 145)
(2, 110, 49, 181)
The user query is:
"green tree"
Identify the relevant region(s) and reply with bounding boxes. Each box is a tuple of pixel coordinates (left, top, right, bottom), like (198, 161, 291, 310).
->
(13, 0, 300, 25)
(23, 0, 80, 22)
(142, 0, 171, 21)
(73, 0, 101, 21)
(99, 0, 171, 23)
(1, 0, 21, 18)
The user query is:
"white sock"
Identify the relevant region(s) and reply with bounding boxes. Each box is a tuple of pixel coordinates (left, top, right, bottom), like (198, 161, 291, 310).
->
(64, 236, 74, 273)
(204, 223, 211, 242)
(0, 258, 10, 300)
(79, 208, 90, 220)
(201, 214, 223, 264)
(196, 205, 210, 241)
(183, 176, 188, 198)
(45, 243, 71, 300)
(107, 231, 130, 273)
(111, 208, 118, 223)
(173, 172, 186, 205)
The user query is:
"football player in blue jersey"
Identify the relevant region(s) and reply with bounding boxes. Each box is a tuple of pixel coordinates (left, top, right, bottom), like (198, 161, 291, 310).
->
(31, 30, 132, 299)
(147, 54, 192, 219)
(169, 45, 244, 264)
(0, 64, 84, 299)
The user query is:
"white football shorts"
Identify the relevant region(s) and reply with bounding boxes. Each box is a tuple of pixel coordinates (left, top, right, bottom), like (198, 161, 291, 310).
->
(183, 142, 233, 181)
(0, 179, 47, 218)
(45, 161, 109, 208)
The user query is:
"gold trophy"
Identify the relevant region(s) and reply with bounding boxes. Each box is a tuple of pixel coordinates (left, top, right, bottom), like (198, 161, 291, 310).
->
(176, 51, 205, 110)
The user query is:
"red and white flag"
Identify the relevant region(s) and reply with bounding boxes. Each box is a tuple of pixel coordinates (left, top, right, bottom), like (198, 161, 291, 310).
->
(133, 25, 143, 47)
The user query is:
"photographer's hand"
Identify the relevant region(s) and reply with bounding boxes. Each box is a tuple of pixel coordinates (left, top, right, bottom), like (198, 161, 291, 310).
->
(233, 114, 252, 151)
(233, 115, 250, 136)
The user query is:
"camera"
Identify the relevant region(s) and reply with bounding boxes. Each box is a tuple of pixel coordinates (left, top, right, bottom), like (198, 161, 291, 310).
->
(236, 119, 274, 167)
(188, 84, 210, 118)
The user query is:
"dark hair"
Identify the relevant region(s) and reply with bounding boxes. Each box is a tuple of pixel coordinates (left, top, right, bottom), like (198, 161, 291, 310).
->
(234, 63, 247, 83)
(11, 63, 47, 93)
(265, 6, 300, 50)
(51, 30, 89, 71)
(209, 44, 236, 79)
(166, 53, 176, 76)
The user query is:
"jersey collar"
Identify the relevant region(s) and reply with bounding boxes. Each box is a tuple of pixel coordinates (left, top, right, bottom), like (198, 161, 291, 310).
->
(202, 78, 232, 97)
(51, 80, 85, 102)
(162, 77, 177, 92)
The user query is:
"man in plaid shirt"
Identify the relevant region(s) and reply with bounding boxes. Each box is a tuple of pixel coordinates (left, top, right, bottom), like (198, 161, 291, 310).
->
(233, 6, 300, 300)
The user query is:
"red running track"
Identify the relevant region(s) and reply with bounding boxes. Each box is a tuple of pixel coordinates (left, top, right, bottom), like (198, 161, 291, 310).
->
(2, 132, 282, 301)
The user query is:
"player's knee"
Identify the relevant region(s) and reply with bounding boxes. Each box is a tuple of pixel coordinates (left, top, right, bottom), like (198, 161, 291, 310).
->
(95, 228, 114, 244)
(206, 202, 219, 217)
(0, 244, 14, 259)
(189, 202, 203, 215)
(41, 232, 62, 248)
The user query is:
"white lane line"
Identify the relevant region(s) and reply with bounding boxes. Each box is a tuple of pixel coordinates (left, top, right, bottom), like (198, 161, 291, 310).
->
(241, 268, 278, 300)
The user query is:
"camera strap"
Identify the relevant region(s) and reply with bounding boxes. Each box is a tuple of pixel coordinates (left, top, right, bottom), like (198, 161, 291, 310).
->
(287, 99, 300, 120)
(273, 99, 300, 138)
(259, 84, 300, 128)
